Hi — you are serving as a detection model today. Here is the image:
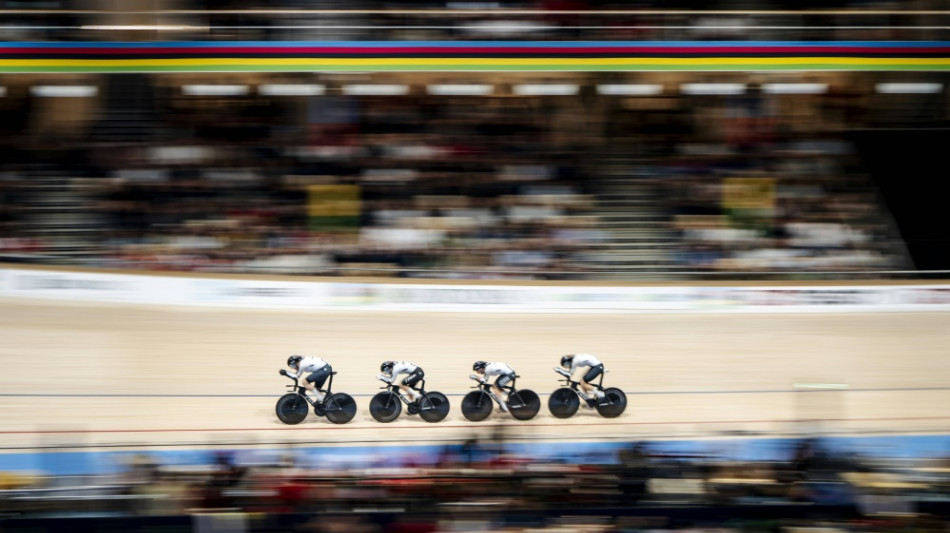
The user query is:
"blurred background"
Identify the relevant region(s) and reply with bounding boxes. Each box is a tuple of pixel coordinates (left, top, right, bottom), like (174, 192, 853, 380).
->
(0, 1, 947, 281)
(1, 1, 950, 532)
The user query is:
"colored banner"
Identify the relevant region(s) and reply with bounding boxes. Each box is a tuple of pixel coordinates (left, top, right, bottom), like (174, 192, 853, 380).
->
(0, 41, 947, 72)
(308, 184, 361, 229)
(722, 177, 776, 210)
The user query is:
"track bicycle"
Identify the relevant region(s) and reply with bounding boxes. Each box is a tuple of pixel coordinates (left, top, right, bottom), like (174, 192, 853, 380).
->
(548, 366, 626, 419)
(461, 373, 540, 422)
(369, 376, 450, 423)
(276, 369, 357, 424)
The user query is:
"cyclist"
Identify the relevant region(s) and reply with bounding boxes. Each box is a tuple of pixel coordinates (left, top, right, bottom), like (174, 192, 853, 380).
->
(378, 361, 424, 403)
(281, 355, 332, 403)
(471, 361, 515, 413)
(559, 353, 605, 408)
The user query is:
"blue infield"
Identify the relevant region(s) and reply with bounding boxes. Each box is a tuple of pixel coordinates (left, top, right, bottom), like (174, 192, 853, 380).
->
(2, 434, 949, 476)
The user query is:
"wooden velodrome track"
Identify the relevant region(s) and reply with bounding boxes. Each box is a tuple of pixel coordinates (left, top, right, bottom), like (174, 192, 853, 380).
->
(1, 297, 949, 453)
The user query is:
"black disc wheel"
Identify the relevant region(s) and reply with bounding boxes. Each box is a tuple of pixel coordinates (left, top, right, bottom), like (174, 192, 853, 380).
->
(595, 387, 627, 418)
(324, 392, 357, 424)
(461, 390, 492, 422)
(418, 391, 450, 423)
(369, 391, 402, 423)
(508, 389, 541, 421)
(276, 393, 309, 425)
(548, 387, 580, 418)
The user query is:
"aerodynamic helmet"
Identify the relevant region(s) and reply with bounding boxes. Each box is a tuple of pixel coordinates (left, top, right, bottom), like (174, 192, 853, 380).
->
(287, 355, 303, 369)
(473, 361, 488, 372)
(560, 354, 574, 368)
(381, 361, 395, 373)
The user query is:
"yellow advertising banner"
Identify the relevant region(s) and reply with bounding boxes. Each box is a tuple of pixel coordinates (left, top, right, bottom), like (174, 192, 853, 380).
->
(308, 185, 361, 228)
(722, 177, 776, 210)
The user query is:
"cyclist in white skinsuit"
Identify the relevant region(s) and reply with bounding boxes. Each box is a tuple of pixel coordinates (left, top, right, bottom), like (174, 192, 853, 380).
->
(283, 355, 331, 403)
(378, 361, 424, 402)
(560, 353, 605, 408)
(471, 361, 515, 413)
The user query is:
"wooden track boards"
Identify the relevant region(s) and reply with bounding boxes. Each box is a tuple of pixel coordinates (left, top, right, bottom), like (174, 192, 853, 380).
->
(2, 299, 949, 452)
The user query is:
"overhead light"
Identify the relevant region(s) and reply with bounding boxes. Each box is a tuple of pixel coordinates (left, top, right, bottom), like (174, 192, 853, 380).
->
(681, 83, 745, 95)
(876, 83, 943, 94)
(31, 85, 97, 97)
(513, 84, 578, 96)
(342, 84, 409, 96)
(597, 84, 663, 96)
(182, 84, 248, 96)
(447, 2, 502, 8)
(258, 84, 325, 96)
(427, 84, 494, 96)
(81, 24, 206, 31)
(461, 21, 555, 34)
(762, 83, 827, 94)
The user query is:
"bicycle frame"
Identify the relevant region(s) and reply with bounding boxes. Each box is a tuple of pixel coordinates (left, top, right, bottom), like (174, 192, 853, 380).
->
(470, 374, 519, 405)
(378, 377, 426, 406)
(284, 372, 336, 405)
(555, 368, 607, 399)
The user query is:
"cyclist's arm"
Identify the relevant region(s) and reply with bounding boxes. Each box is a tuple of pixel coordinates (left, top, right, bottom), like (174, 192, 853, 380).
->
(570, 359, 589, 376)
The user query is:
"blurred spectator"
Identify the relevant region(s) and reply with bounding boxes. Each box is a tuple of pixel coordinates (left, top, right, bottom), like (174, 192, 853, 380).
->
(2, 435, 948, 529)
(0, 73, 923, 280)
(1, 2, 944, 42)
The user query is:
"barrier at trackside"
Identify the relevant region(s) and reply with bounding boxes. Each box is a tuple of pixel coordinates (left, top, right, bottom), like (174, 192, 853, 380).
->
(2, 266, 950, 313)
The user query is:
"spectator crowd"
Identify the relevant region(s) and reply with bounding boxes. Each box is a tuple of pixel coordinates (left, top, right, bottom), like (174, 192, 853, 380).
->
(2, 437, 950, 532)
(0, 71, 922, 280)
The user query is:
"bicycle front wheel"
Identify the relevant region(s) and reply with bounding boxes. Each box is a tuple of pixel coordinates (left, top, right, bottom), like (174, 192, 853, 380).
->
(324, 393, 357, 424)
(418, 391, 450, 423)
(369, 391, 402, 423)
(276, 393, 309, 425)
(548, 387, 579, 418)
(461, 390, 492, 422)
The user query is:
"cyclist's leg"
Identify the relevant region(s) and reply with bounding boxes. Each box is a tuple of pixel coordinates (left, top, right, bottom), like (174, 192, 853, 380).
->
(306, 367, 331, 402)
(491, 374, 513, 412)
(403, 369, 424, 401)
(392, 375, 409, 398)
(493, 373, 514, 397)
(582, 365, 605, 399)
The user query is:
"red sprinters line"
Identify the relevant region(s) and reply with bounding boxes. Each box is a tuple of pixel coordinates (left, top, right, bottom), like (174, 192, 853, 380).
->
(2, 415, 950, 435)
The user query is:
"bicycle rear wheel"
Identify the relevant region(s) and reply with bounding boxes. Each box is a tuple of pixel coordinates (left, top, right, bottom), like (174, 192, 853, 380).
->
(418, 391, 450, 423)
(324, 392, 357, 424)
(369, 391, 401, 423)
(548, 387, 579, 418)
(595, 387, 627, 418)
(508, 389, 540, 421)
(276, 393, 309, 425)
(461, 390, 492, 422)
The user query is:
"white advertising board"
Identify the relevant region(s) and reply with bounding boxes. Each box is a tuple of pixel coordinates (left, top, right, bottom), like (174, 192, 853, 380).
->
(2, 266, 949, 314)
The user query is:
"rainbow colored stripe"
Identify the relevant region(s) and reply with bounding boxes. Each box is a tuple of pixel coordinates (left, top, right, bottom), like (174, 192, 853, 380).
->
(0, 41, 948, 72)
